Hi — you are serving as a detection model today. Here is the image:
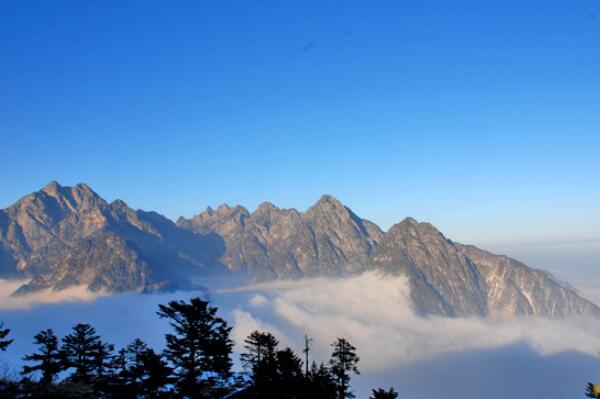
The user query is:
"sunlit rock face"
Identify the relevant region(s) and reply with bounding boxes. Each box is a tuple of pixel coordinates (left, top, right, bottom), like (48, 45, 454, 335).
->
(177, 194, 384, 280)
(179, 196, 600, 318)
(1, 181, 598, 319)
(0, 181, 224, 294)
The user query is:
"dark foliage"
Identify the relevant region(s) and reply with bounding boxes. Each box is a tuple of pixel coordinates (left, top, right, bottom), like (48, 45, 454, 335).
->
(0, 322, 12, 352)
(137, 348, 174, 397)
(22, 329, 63, 384)
(330, 337, 360, 399)
(306, 362, 337, 399)
(61, 323, 101, 384)
(1, 297, 394, 399)
(370, 386, 399, 399)
(157, 297, 234, 398)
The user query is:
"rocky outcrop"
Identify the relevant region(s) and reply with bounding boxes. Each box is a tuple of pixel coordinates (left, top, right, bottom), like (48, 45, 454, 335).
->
(370, 218, 488, 317)
(456, 244, 600, 317)
(180, 200, 600, 318)
(176, 195, 384, 280)
(0, 181, 227, 294)
(2, 181, 598, 319)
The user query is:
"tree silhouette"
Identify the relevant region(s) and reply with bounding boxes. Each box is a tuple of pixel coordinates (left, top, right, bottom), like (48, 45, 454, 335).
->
(329, 338, 360, 399)
(111, 347, 128, 380)
(137, 348, 173, 397)
(275, 347, 305, 398)
(306, 361, 337, 399)
(125, 337, 149, 386)
(0, 301, 373, 399)
(370, 387, 399, 399)
(241, 330, 279, 372)
(0, 322, 12, 352)
(22, 329, 63, 384)
(157, 297, 234, 398)
(91, 340, 114, 379)
(241, 330, 279, 395)
(61, 323, 100, 383)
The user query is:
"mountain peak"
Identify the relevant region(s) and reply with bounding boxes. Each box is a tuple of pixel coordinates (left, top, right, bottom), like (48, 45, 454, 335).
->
(110, 199, 129, 210)
(317, 194, 341, 204)
(309, 194, 346, 214)
(73, 182, 93, 192)
(42, 180, 65, 196)
(385, 217, 445, 242)
(217, 204, 233, 213)
(400, 216, 418, 225)
(256, 202, 279, 213)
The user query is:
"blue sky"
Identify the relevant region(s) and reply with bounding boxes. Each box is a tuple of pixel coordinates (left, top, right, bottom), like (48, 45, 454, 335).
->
(1, 0, 599, 245)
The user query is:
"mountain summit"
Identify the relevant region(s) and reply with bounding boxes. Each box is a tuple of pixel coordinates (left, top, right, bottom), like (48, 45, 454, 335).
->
(1, 182, 598, 318)
(0, 181, 228, 294)
(177, 194, 383, 279)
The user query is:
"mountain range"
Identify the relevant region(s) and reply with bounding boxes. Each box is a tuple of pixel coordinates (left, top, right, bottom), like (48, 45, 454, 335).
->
(0, 181, 597, 318)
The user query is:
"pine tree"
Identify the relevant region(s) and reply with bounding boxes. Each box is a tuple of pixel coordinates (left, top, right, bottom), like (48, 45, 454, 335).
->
(0, 322, 12, 352)
(241, 330, 279, 393)
(126, 338, 149, 385)
(21, 329, 63, 384)
(61, 323, 101, 383)
(112, 347, 128, 380)
(370, 387, 398, 399)
(157, 297, 234, 398)
(138, 348, 173, 397)
(91, 340, 115, 379)
(104, 346, 135, 398)
(276, 347, 303, 381)
(307, 361, 337, 399)
(240, 330, 279, 371)
(275, 347, 305, 398)
(329, 338, 360, 399)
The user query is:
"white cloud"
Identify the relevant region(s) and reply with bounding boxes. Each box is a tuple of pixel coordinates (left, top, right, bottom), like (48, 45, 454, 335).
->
(2, 272, 599, 399)
(0, 279, 104, 310)
(3, 272, 600, 375)
(220, 271, 600, 372)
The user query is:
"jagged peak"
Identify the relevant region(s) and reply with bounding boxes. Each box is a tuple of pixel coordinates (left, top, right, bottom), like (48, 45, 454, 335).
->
(40, 181, 100, 202)
(110, 199, 130, 209)
(42, 180, 63, 192)
(215, 203, 248, 215)
(71, 182, 100, 197)
(384, 217, 449, 245)
(255, 201, 279, 213)
(317, 194, 342, 205)
(399, 216, 418, 226)
(216, 203, 231, 211)
(39, 181, 71, 201)
(73, 182, 92, 191)
(307, 194, 346, 214)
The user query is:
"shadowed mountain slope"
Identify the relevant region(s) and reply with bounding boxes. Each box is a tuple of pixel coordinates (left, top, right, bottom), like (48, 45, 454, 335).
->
(179, 198, 600, 318)
(1, 182, 597, 318)
(0, 182, 228, 294)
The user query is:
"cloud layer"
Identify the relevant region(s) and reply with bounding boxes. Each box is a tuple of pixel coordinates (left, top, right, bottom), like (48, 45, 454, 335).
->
(0, 280, 104, 310)
(222, 272, 600, 372)
(2, 272, 600, 398)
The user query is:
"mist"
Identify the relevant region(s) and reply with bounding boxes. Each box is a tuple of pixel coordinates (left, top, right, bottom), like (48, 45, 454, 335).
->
(1, 271, 600, 398)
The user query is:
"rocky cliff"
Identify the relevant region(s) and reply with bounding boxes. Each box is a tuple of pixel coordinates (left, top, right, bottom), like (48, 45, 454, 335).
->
(2, 181, 597, 319)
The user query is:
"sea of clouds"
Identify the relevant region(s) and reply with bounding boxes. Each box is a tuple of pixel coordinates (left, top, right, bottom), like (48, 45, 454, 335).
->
(1, 271, 600, 398)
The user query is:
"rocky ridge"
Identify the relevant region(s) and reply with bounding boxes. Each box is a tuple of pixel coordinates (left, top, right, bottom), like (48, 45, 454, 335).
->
(1, 181, 597, 319)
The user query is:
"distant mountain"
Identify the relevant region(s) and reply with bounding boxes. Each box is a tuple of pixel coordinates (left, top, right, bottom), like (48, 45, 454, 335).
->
(0, 181, 227, 294)
(370, 218, 599, 317)
(179, 197, 600, 318)
(1, 182, 598, 318)
(176, 195, 383, 280)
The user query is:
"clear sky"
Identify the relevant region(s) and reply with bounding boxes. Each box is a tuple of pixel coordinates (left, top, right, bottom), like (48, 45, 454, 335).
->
(1, 0, 599, 246)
